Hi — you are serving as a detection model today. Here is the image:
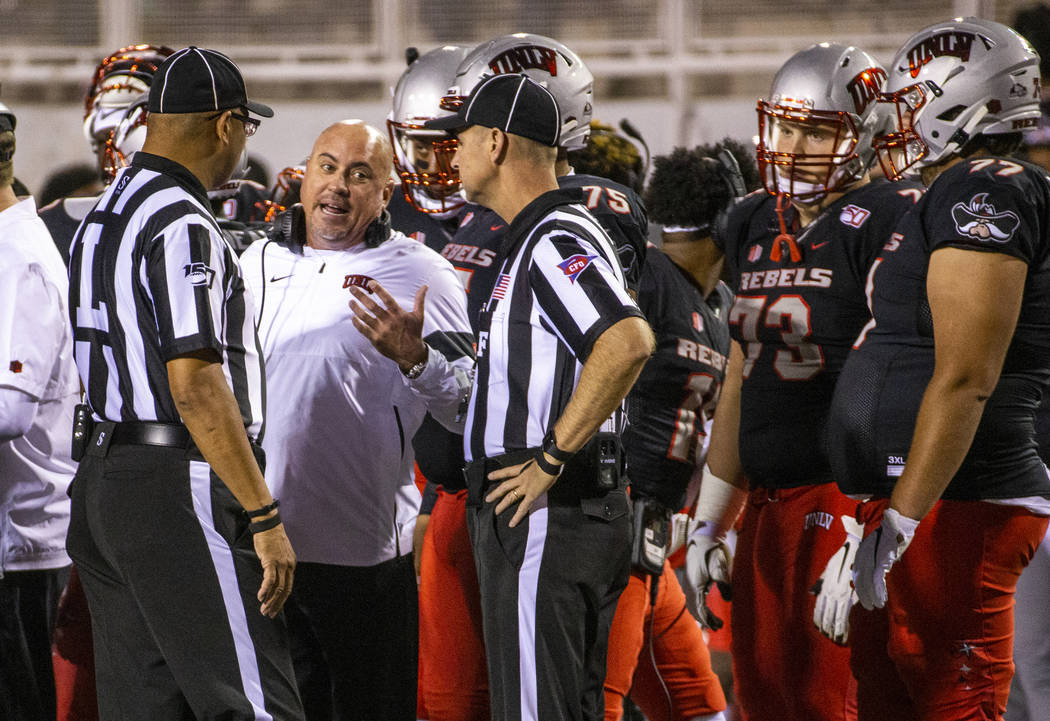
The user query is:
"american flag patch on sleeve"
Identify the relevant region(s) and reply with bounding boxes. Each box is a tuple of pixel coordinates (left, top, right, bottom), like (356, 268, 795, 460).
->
(491, 273, 511, 300)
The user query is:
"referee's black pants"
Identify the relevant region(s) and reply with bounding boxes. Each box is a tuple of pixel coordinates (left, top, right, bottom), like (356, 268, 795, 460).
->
(469, 485, 631, 721)
(65, 439, 304, 721)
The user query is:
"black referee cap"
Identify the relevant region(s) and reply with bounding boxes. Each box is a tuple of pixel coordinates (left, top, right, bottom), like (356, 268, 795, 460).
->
(148, 46, 273, 118)
(425, 73, 560, 147)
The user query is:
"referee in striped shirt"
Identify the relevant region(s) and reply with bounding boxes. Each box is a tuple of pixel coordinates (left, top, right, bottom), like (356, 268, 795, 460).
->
(427, 75, 654, 721)
(66, 48, 304, 720)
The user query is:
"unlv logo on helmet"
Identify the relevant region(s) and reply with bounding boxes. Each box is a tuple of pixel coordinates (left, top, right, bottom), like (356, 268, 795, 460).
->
(488, 46, 559, 76)
(846, 67, 887, 114)
(904, 31, 983, 78)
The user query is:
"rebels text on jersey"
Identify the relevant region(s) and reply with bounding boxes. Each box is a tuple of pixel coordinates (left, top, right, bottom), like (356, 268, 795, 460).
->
(623, 249, 732, 509)
(720, 179, 922, 488)
(443, 173, 648, 331)
(830, 158, 1050, 501)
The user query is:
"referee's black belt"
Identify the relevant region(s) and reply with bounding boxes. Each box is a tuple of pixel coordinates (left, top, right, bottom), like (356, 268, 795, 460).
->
(88, 421, 192, 456)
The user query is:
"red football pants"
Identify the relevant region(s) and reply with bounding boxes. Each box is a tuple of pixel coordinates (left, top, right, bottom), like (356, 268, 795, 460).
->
(604, 561, 727, 720)
(52, 565, 98, 721)
(850, 499, 1049, 721)
(418, 489, 490, 721)
(731, 483, 858, 721)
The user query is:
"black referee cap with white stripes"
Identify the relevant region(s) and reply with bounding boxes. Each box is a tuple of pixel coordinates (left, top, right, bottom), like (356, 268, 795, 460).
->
(425, 73, 560, 147)
(147, 46, 273, 118)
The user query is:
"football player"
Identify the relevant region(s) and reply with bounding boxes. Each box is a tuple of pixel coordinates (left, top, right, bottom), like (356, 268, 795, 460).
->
(684, 43, 922, 721)
(827, 18, 1050, 720)
(601, 141, 759, 721)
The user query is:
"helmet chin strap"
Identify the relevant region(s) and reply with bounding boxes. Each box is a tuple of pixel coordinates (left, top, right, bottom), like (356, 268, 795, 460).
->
(770, 193, 803, 263)
(933, 105, 990, 164)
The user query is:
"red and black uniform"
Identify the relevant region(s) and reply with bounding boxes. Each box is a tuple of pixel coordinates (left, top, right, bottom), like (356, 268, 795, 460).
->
(718, 179, 921, 721)
(829, 158, 1050, 720)
(604, 248, 731, 721)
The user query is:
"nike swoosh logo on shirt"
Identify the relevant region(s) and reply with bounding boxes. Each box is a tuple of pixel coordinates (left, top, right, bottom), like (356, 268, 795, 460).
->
(490, 224, 504, 231)
(811, 241, 830, 249)
(270, 273, 294, 282)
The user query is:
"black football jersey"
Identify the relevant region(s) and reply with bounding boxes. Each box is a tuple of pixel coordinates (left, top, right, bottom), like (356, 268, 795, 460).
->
(557, 173, 648, 292)
(623, 249, 732, 509)
(386, 189, 464, 253)
(831, 158, 1050, 501)
(39, 195, 99, 266)
(721, 179, 922, 489)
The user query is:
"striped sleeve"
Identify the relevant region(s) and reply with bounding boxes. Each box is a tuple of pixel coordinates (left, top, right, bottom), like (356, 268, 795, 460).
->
(146, 217, 228, 361)
(529, 230, 642, 361)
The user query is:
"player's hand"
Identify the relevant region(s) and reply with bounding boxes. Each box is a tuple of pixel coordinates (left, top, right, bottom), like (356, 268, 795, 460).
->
(812, 515, 864, 644)
(853, 508, 919, 610)
(686, 522, 733, 631)
(413, 513, 430, 580)
(253, 522, 296, 618)
(485, 457, 560, 528)
(348, 281, 428, 371)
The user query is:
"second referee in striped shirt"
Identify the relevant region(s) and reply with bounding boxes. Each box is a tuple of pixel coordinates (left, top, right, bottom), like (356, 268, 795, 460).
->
(426, 74, 655, 721)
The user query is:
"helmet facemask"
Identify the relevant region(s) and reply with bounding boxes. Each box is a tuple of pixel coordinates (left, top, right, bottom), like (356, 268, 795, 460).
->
(873, 84, 930, 180)
(757, 102, 865, 202)
(387, 120, 464, 216)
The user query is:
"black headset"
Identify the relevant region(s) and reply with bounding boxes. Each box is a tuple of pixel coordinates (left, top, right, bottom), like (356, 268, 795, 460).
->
(271, 204, 392, 250)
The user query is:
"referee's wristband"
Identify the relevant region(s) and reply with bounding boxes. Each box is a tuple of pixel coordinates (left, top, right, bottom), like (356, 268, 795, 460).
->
(542, 429, 573, 464)
(533, 451, 563, 477)
(244, 499, 279, 519)
(249, 512, 283, 534)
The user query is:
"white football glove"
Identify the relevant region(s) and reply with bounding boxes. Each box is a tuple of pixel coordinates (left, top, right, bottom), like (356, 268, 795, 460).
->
(686, 524, 733, 631)
(812, 515, 864, 644)
(853, 507, 919, 610)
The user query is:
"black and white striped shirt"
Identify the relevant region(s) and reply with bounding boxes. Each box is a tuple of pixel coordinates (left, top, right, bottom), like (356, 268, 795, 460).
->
(465, 188, 643, 462)
(68, 152, 264, 437)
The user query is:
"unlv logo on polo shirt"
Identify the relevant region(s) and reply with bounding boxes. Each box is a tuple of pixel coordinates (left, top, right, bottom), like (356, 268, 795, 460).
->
(558, 254, 596, 283)
(343, 274, 376, 291)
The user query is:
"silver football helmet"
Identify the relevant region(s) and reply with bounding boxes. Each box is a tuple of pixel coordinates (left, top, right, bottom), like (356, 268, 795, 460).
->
(874, 17, 1042, 179)
(757, 42, 888, 201)
(441, 33, 594, 150)
(99, 95, 149, 182)
(387, 45, 470, 215)
(83, 44, 174, 182)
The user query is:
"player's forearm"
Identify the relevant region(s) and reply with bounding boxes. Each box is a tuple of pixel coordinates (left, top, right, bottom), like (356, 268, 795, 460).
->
(704, 341, 746, 488)
(552, 315, 654, 453)
(167, 355, 274, 513)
